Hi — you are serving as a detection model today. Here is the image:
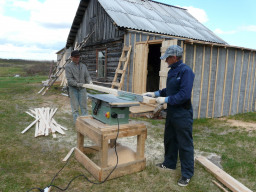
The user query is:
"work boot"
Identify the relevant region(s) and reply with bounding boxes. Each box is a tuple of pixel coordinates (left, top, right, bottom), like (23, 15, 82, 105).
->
(178, 176, 191, 187)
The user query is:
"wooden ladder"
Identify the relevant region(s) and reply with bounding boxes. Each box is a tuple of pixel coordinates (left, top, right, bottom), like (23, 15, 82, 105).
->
(111, 45, 132, 90)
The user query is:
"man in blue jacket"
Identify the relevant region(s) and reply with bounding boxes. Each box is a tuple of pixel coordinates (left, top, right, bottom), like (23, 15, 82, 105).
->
(144, 45, 195, 187)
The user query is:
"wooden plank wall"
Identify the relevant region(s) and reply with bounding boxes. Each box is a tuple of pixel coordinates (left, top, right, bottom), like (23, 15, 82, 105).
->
(77, 0, 124, 45)
(184, 43, 256, 118)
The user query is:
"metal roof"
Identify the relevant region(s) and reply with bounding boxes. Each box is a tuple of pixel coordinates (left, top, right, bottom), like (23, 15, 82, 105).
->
(66, 0, 227, 47)
(98, 0, 227, 44)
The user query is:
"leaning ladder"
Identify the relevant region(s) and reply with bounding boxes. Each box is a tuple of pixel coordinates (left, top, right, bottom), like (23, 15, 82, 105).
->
(38, 31, 95, 95)
(111, 45, 132, 90)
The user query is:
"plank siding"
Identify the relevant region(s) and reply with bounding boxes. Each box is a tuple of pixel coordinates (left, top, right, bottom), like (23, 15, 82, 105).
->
(64, 0, 256, 118)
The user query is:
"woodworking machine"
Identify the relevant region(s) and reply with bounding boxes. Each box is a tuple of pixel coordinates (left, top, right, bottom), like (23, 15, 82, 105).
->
(88, 91, 143, 125)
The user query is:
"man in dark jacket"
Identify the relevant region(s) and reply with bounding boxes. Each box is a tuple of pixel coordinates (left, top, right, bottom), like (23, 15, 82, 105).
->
(144, 45, 195, 187)
(65, 50, 92, 122)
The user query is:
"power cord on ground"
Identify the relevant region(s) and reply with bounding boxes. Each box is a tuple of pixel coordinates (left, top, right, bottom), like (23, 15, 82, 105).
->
(27, 116, 120, 192)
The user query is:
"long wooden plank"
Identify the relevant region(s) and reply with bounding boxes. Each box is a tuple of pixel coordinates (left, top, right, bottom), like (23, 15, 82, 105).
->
(247, 52, 255, 111)
(191, 44, 197, 105)
(82, 84, 156, 104)
(212, 47, 220, 118)
(229, 50, 237, 115)
(243, 52, 251, 112)
(198, 45, 205, 118)
(21, 118, 39, 134)
(206, 46, 213, 117)
(221, 49, 229, 116)
(237, 51, 244, 113)
(196, 156, 253, 192)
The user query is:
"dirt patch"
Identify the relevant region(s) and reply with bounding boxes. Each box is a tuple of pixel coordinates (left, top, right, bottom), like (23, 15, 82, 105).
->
(219, 118, 256, 132)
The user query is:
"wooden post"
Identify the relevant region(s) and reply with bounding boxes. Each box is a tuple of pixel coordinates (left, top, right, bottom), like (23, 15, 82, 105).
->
(243, 52, 251, 112)
(250, 52, 256, 110)
(183, 43, 187, 64)
(237, 51, 244, 113)
(229, 50, 237, 115)
(247, 52, 254, 111)
(212, 47, 220, 118)
(191, 44, 197, 105)
(198, 45, 205, 118)
(221, 48, 229, 116)
(206, 46, 213, 117)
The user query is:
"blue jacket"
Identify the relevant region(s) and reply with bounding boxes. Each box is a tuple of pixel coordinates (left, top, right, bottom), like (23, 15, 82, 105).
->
(155, 60, 194, 106)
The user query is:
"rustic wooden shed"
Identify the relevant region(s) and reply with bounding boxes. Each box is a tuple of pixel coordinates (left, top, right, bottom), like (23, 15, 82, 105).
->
(58, 0, 256, 118)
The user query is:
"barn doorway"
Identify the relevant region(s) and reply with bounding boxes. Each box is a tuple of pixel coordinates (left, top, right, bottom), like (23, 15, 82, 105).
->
(146, 44, 161, 92)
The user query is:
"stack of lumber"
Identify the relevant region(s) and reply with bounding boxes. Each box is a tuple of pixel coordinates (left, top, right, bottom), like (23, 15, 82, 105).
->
(21, 107, 67, 138)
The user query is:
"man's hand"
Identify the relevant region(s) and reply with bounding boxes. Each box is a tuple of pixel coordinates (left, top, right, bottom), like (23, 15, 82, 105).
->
(156, 97, 166, 104)
(77, 83, 84, 87)
(142, 92, 155, 97)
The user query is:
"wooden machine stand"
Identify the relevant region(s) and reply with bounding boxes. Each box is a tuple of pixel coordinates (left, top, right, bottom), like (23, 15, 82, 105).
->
(75, 116, 147, 181)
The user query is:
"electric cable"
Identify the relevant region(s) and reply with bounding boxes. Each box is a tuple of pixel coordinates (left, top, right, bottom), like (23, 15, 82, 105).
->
(27, 116, 120, 192)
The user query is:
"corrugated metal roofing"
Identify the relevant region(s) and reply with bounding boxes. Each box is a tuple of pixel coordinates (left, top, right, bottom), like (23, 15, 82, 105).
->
(98, 0, 227, 44)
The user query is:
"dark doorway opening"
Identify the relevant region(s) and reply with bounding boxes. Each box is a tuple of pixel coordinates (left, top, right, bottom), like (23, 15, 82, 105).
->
(146, 44, 161, 92)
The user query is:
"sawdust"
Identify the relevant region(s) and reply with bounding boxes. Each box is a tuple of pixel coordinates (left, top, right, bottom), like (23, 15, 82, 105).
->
(219, 118, 256, 132)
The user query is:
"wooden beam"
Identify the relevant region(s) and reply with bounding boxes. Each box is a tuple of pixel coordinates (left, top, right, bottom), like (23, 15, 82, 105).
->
(191, 44, 197, 105)
(83, 84, 156, 104)
(212, 47, 220, 118)
(247, 52, 254, 111)
(229, 50, 237, 115)
(206, 46, 213, 117)
(183, 43, 187, 63)
(196, 156, 253, 192)
(221, 49, 229, 116)
(250, 52, 256, 110)
(243, 52, 251, 112)
(237, 51, 244, 113)
(198, 45, 206, 118)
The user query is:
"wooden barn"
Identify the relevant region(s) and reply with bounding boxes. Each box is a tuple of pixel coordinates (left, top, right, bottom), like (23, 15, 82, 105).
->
(57, 0, 256, 118)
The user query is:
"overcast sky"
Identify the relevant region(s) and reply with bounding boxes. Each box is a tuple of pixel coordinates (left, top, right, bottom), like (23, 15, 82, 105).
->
(0, 0, 255, 61)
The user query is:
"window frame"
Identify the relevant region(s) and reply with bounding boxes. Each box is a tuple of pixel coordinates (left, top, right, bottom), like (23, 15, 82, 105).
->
(96, 48, 107, 81)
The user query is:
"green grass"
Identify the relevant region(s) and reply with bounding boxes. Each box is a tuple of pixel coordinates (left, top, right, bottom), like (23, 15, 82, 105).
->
(0, 67, 256, 191)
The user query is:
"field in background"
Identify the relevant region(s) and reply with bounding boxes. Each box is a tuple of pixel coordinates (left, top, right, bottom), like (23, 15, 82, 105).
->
(0, 61, 255, 192)
(0, 58, 54, 77)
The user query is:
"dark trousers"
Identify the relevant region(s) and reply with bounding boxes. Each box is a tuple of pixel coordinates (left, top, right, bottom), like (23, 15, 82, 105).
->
(163, 106, 194, 179)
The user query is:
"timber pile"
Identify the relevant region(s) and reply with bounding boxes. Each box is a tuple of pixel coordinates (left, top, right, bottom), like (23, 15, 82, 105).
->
(21, 107, 67, 138)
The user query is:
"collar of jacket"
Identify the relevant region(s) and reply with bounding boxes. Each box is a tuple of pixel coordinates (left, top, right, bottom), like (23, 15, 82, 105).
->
(169, 60, 183, 69)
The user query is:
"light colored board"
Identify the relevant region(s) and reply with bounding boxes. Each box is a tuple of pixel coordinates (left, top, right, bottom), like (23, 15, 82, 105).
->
(191, 44, 197, 105)
(63, 147, 75, 162)
(129, 104, 155, 114)
(198, 45, 205, 118)
(133, 43, 148, 94)
(212, 47, 220, 118)
(243, 52, 251, 112)
(159, 39, 178, 90)
(221, 49, 229, 116)
(26, 111, 36, 118)
(206, 46, 213, 117)
(237, 51, 244, 113)
(196, 156, 253, 192)
(247, 52, 255, 111)
(251, 53, 256, 110)
(21, 118, 39, 134)
(229, 50, 237, 115)
(83, 84, 156, 104)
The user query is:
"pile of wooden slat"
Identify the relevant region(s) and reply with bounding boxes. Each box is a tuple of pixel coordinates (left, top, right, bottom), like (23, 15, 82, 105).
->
(21, 107, 67, 138)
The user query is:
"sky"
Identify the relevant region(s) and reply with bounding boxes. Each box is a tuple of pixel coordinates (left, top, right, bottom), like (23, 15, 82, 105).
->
(0, 0, 255, 61)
